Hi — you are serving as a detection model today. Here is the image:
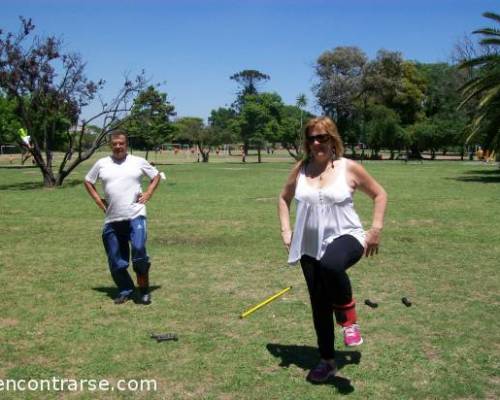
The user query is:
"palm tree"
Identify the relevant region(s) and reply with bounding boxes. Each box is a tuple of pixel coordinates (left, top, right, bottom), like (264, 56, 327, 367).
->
(296, 93, 308, 131)
(459, 12, 500, 153)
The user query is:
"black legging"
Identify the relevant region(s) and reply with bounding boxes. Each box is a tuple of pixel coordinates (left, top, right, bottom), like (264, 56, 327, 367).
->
(300, 234, 364, 360)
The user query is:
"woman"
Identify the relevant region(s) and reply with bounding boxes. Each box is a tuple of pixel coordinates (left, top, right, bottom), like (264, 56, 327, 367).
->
(278, 116, 387, 383)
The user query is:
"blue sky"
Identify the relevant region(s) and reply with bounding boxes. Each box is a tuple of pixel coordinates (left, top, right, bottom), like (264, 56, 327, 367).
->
(1, 0, 498, 122)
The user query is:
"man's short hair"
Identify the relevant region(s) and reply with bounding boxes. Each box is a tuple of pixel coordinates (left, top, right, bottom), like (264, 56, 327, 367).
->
(109, 130, 128, 143)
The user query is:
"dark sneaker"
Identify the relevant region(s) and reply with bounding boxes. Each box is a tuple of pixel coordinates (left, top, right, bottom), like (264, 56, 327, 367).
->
(114, 293, 132, 304)
(306, 360, 337, 383)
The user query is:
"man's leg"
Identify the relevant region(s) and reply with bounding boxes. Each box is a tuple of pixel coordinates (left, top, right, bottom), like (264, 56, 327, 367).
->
(130, 216, 151, 304)
(102, 221, 134, 303)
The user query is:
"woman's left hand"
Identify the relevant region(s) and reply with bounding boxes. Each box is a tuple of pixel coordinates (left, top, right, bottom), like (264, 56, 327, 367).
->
(364, 227, 382, 257)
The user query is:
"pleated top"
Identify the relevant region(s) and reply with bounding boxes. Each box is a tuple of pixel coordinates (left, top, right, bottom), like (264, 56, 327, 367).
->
(288, 157, 365, 265)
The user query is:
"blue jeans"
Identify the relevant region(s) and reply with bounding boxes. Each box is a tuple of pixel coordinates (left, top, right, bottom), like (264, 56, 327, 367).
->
(102, 216, 150, 296)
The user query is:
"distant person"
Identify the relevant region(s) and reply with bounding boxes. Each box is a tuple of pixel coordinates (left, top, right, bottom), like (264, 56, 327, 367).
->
(18, 127, 33, 164)
(84, 130, 162, 305)
(278, 116, 387, 383)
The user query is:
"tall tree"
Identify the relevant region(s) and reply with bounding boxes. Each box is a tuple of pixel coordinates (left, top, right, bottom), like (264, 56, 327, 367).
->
(313, 46, 367, 135)
(122, 85, 176, 160)
(230, 69, 270, 100)
(417, 63, 469, 158)
(459, 12, 500, 153)
(235, 92, 284, 163)
(229, 69, 270, 155)
(0, 17, 146, 186)
(279, 104, 314, 160)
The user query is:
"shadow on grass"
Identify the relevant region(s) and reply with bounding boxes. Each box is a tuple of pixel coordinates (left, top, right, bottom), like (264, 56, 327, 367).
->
(266, 343, 360, 394)
(92, 285, 162, 300)
(0, 164, 38, 169)
(452, 168, 500, 183)
(0, 179, 85, 191)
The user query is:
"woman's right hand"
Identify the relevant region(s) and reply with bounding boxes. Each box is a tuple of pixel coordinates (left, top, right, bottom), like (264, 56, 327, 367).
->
(281, 229, 292, 252)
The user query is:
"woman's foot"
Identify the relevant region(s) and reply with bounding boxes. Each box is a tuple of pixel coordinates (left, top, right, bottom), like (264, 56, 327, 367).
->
(306, 360, 337, 383)
(342, 323, 363, 346)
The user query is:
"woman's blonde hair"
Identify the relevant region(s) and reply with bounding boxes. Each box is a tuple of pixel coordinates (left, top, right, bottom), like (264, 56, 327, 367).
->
(302, 116, 344, 160)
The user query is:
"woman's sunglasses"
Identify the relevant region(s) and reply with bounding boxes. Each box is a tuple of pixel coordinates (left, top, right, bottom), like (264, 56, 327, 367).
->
(306, 133, 330, 144)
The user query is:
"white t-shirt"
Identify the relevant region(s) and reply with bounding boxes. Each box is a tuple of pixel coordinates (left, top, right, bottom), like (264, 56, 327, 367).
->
(85, 154, 160, 223)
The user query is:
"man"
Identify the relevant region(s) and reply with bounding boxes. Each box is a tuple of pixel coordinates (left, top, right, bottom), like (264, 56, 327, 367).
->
(84, 130, 162, 305)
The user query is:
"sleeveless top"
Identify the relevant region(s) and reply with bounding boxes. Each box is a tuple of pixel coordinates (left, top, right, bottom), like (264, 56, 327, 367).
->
(288, 157, 366, 265)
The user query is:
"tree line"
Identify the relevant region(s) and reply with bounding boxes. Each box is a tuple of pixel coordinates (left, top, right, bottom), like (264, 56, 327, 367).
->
(1, 12, 499, 186)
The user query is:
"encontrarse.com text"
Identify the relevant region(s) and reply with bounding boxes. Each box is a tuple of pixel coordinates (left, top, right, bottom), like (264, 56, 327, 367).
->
(0, 378, 157, 392)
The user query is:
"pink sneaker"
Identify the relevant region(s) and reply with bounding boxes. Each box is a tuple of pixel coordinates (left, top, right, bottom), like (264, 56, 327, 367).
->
(343, 324, 363, 346)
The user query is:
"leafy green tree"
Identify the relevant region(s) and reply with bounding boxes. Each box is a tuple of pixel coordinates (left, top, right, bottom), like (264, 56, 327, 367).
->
(365, 104, 404, 159)
(229, 69, 271, 156)
(0, 17, 146, 186)
(0, 95, 21, 143)
(173, 117, 213, 162)
(208, 107, 238, 152)
(313, 46, 367, 134)
(417, 63, 469, 157)
(123, 86, 176, 160)
(234, 92, 284, 163)
(459, 12, 500, 153)
(363, 50, 425, 126)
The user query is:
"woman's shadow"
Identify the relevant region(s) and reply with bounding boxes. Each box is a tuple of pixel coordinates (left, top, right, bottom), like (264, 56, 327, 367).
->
(266, 343, 360, 394)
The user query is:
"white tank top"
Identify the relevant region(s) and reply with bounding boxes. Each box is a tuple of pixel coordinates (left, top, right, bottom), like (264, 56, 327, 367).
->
(288, 157, 365, 265)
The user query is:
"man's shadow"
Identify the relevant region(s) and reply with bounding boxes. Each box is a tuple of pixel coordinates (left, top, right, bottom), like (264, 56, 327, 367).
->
(92, 286, 161, 303)
(266, 343, 360, 394)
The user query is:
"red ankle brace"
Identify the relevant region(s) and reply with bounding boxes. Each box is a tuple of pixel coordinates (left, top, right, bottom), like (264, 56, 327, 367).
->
(333, 300, 357, 327)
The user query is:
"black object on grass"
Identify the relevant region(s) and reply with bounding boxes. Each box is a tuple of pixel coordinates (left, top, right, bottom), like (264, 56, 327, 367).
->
(364, 299, 378, 308)
(401, 297, 412, 307)
(151, 333, 178, 342)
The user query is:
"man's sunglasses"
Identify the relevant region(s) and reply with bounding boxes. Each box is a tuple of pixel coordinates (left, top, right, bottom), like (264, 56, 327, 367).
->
(306, 133, 330, 144)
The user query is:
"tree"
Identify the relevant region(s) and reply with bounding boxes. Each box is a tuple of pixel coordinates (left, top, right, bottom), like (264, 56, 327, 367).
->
(279, 104, 315, 161)
(229, 69, 271, 156)
(208, 107, 238, 154)
(363, 50, 425, 126)
(230, 69, 270, 100)
(122, 85, 176, 160)
(296, 93, 307, 130)
(173, 117, 212, 162)
(364, 104, 404, 159)
(459, 12, 500, 153)
(313, 46, 367, 135)
(234, 92, 284, 163)
(0, 17, 147, 186)
(417, 63, 469, 157)
(0, 95, 21, 143)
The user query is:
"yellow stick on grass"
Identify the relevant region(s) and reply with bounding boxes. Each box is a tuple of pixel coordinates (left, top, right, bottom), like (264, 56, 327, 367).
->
(239, 286, 292, 319)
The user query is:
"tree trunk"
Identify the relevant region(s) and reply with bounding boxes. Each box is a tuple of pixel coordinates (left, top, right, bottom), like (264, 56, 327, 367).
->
(257, 147, 261, 163)
(42, 168, 56, 187)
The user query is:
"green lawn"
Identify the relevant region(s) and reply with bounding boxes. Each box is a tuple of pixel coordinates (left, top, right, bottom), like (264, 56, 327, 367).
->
(0, 158, 499, 399)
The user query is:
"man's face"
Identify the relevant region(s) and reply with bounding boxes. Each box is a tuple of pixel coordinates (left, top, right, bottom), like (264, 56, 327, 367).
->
(110, 135, 128, 160)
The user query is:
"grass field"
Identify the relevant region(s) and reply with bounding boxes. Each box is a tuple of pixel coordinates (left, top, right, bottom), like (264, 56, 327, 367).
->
(0, 155, 499, 399)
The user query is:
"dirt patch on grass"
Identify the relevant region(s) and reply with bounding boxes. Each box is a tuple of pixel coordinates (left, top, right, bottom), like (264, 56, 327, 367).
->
(0, 318, 19, 327)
